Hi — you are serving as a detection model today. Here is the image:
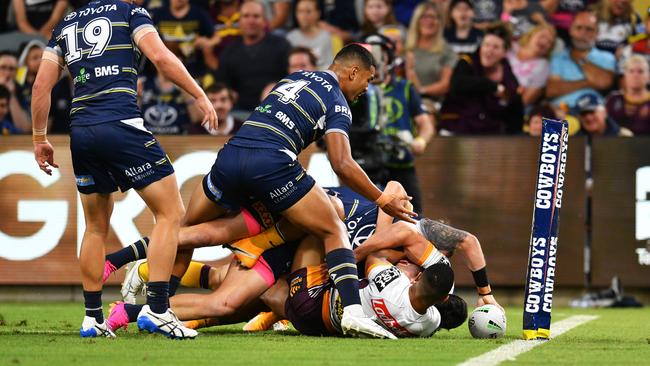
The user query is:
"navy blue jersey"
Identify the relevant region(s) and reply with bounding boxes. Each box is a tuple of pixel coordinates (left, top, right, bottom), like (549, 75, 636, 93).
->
(228, 70, 352, 154)
(45, 0, 155, 126)
(327, 186, 378, 250)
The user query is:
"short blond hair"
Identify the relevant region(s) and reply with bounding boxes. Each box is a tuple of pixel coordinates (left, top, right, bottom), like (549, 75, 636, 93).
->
(623, 54, 649, 73)
(519, 24, 556, 58)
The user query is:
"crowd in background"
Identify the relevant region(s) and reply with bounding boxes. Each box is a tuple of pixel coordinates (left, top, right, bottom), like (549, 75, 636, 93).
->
(0, 0, 649, 138)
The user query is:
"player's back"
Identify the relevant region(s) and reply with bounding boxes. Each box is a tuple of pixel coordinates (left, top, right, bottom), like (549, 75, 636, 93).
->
(360, 265, 441, 337)
(228, 70, 352, 155)
(47, 0, 152, 126)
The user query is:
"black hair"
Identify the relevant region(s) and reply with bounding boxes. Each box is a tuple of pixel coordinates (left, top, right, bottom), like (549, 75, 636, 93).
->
(483, 22, 513, 50)
(0, 50, 17, 58)
(0, 85, 10, 102)
(205, 82, 236, 102)
(421, 261, 455, 301)
(434, 294, 468, 330)
(447, 0, 474, 29)
(333, 43, 376, 70)
(289, 46, 318, 68)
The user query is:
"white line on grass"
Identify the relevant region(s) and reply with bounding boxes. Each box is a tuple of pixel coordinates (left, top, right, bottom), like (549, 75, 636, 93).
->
(458, 315, 599, 366)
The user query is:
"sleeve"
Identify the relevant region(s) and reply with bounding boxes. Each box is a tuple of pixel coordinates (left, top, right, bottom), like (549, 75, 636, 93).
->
(129, 5, 157, 44)
(549, 54, 563, 77)
(43, 29, 64, 67)
(324, 94, 352, 138)
(406, 81, 425, 117)
(441, 45, 458, 69)
(366, 264, 394, 280)
(527, 60, 550, 88)
(589, 51, 616, 72)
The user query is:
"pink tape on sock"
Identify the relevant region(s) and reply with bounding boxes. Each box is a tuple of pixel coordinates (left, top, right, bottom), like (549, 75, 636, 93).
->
(252, 256, 275, 287)
(241, 208, 262, 236)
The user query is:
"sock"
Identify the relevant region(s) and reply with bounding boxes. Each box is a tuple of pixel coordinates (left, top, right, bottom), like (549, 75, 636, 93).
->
(106, 237, 149, 269)
(169, 275, 181, 297)
(83, 290, 104, 323)
(199, 264, 212, 289)
(138, 261, 149, 281)
(179, 261, 208, 288)
(325, 248, 361, 307)
(124, 303, 144, 322)
(146, 281, 169, 314)
(241, 225, 286, 252)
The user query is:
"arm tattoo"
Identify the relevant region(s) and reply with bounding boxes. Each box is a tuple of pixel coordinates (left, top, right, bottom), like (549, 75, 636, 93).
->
(418, 218, 468, 256)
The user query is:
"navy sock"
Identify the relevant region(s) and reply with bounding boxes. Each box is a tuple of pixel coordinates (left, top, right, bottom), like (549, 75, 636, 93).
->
(146, 281, 169, 314)
(124, 304, 144, 322)
(199, 264, 212, 289)
(83, 290, 104, 323)
(325, 248, 361, 307)
(169, 275, 181, 297)
(106, 237, 149, 269)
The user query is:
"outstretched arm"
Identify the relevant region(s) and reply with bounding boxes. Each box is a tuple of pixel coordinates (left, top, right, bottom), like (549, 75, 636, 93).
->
(324, 132, 416, 223)
(31, 52, 62, 175)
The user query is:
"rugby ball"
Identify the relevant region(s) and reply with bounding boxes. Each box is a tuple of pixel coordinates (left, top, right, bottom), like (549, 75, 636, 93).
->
(468, 305, 506, 338)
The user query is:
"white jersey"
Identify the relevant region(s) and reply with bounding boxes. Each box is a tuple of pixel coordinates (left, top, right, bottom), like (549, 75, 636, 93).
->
(360, 265, 441, 337)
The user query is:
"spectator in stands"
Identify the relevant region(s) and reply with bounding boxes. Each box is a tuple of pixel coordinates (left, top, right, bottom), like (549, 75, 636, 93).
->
(546, 11, 616, 110)
(540, 0, 596, 45)
(217, 0, 290, 113)
(617, 7, 650, 69)
(525, 102, 556, 136)
(192, 83, 243, 135)
(259, 0, 292, 32)
(0, 51, 29, 133)
(472, 0, 502, 29)
(594, 0, 643, 56)
(260, 46, 318, 101)
(0, 85, 20, 134)
(12, 0, 68, 39)
(15, 40, 44, 117)
(379, 25, 407, 77)
(286, 0, 341, 69)
(139, 73, 198, 135)
(439, 22, 524, 135)
(405, 2, 457, 110)
(318, 0, 360, 43)
(576, 92, 632, 136)
(501, 0, 547, 39)
(444, 0, 483, 55)
(152, 0, 220, 74)
(507, 24, 556, 107)
(209, 0, 242, 59)
(360, 0, 406, 39)
(605, 55, 650, 135)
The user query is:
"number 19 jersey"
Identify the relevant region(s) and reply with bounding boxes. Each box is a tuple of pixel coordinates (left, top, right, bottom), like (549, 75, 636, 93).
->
(45, 0, 154, 126)
(228, 70, 353, 155)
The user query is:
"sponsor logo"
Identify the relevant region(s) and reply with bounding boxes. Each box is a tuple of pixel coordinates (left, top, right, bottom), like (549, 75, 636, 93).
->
(535, 132, 560, 209)
(371, 298, 411, 337)
(75, 175, 95, 187)
(64, 11, 77, 21)
(78, 4, 117, 16)
(299, 71, 333, 92)
(124, 162, 153, 181)
(94, 65, 119, 78)
(289, 275, 303, 297)
(251, 201, 274, 228)
(131, 6, 150, 17)
(372, 266, 400, 292)
(255, 104, 272, 114)
(269, 180, 297, 203)
(74, 68, 90, 85)
(275, 111, 295, 129)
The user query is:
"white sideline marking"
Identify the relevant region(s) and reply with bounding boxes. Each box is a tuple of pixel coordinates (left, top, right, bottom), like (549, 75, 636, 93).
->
(458, 315, 599, 366)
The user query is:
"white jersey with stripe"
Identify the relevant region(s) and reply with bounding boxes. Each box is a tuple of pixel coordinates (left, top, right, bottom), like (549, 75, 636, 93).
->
(360, 264, 441, 337)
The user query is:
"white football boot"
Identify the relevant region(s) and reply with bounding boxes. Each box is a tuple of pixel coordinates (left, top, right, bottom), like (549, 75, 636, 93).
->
(137, 305, 198, 339)
(121, 259, 147, 305)
(79, 316, 116, 338)
(340, 304, 397, 339)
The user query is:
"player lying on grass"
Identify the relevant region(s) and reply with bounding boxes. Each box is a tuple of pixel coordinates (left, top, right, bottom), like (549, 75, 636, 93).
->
(106, 182, 479, 334)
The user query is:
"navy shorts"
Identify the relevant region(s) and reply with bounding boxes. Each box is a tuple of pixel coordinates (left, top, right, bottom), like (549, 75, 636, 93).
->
(202, 144, 316, 228)
(259, 240, 299, 280)
(70, 120, 174, 194)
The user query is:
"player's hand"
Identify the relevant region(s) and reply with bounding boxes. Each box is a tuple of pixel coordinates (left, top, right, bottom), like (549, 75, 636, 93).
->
(477, 294, 505, 313)
(196, 95, 218, 132)
(380, 194, 417, 223)
(34, 141, 59, 175)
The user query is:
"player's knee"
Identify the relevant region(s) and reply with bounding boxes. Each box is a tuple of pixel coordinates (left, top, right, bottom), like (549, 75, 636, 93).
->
(206, 297, 239, 317)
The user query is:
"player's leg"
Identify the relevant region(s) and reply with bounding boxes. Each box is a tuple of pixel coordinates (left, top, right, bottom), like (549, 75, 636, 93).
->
(78, 192, 116, 338)
(280, 185, 394, 339)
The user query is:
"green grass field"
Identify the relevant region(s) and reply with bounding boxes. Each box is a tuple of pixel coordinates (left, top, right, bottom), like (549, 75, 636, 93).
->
(0, 303, 648, 366)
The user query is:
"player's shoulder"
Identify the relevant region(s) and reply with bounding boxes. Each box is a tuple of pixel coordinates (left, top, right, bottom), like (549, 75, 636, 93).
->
(369, 265, 408, 292)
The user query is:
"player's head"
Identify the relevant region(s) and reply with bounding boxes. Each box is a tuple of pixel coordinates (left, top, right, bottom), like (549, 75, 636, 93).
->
(330, 43, 376, 102)
(415, 261, 454, 304)
(434, 294, 468, 331)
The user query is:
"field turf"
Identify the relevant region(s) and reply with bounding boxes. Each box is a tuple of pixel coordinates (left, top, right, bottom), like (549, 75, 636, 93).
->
(0, 303, 648, 365)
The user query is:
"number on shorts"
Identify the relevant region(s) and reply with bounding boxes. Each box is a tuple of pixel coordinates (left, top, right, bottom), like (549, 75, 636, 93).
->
(275, 80, 310, 104)
(61, 17, 113, 64)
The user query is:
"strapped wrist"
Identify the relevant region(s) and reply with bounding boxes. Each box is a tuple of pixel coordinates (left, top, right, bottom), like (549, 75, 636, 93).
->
(375, 192, 393, 208)
(32, 127, 48, 144)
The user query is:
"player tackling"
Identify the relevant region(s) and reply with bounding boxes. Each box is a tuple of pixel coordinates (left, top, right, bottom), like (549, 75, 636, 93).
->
(31, 0, 217, 339)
